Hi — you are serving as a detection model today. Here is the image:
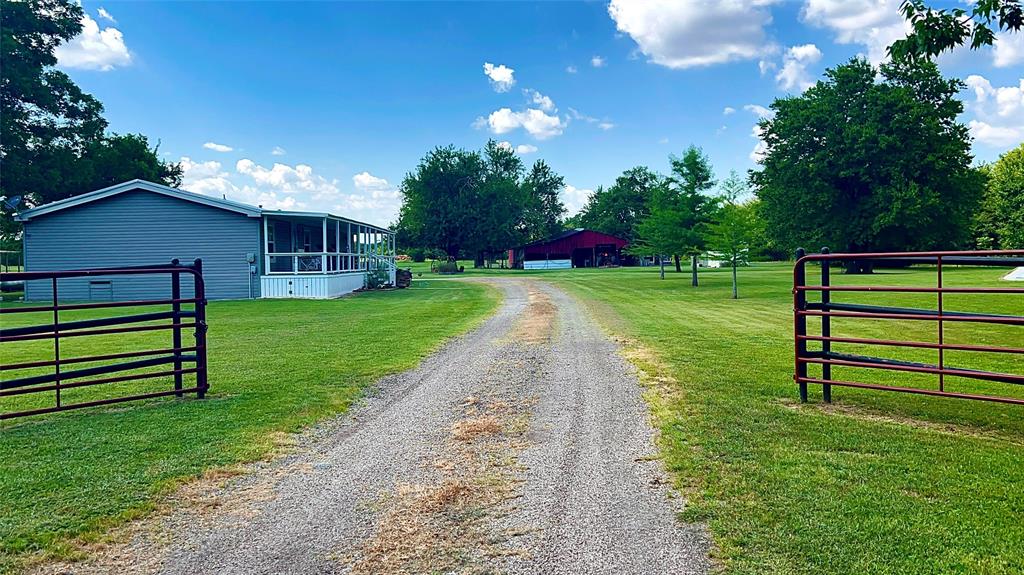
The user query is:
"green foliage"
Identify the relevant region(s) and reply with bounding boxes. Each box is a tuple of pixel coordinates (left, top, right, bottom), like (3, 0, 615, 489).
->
(522, 160, 566, 242)
(752, 58, 983, 255)
(364, 266, 391, 289)
(575, 166, 661, 244)
(708, 200, 762, 298)
(0, 0, 181, 242)
(889, 0, 1023, 62)
(976, 143, 1024, 249)
(397, 141, 566, 262)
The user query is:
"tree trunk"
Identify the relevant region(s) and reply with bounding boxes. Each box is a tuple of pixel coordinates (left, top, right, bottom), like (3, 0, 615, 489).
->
(659, 255, 665, 280)
(474, 252, 485, 268)
(731, 261, 738, 299)
(674, 254, 682, 273)
(691, 254, 699, 287)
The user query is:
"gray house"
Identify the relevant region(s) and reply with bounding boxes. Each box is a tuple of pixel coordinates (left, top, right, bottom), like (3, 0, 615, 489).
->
(17, 179, 396, 301)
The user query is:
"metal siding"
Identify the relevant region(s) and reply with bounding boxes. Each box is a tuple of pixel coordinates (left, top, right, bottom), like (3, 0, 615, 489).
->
(23, 190, 260, 301)
(260, 272, 364, 299)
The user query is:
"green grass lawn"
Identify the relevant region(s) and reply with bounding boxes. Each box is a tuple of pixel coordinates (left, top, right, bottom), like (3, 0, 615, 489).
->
(0, 281, 498, 573)
(527, 263, 1021, 575)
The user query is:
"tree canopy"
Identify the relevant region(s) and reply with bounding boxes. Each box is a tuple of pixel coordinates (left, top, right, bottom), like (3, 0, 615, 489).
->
(1, 0, 181, 244)
(396, 141, 566, 263)
(752, 58, 983, 260)
(975, 143, 1024, 250)
(573, 166, 660, 245)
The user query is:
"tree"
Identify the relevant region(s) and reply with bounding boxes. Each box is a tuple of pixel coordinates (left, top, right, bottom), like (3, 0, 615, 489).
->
(398, 145, 487, 261)
(709, 200, 761, 299)
(752, 58, 983, 272)
(576, 166, 660, 245)
(1, 0, 180, 243)
(977, 144, 1024, 249)
(889, 0, 1023, 62)
(632, 179, 684, 280)
(666, 146, 718, 284)
(522, 160, 566, 242)
(471, 140, 527, 267)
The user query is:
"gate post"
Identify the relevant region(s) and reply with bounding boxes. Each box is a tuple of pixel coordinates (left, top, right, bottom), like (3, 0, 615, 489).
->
(820, 247, 832, 403)
(193, 258, 208, 399)
(794, 248, 808, 402)
(171, 259, 183, 398)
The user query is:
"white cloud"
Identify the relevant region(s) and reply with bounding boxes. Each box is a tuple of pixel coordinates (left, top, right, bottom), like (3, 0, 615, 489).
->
(182, 155, 400, 224)
(566, 65, 578, 74)
(271, 146, 287, 156)
(723, 106, 736, 115)
(203, 142, 234, 153)
(759, 59, 777, 75)
(562, 184, 594, 216)
(775, 43, 822, 92)
(598, 122, 615, 131)
(481, 107, 565, 139)
(800, 0, 909, 64)
(516, 144, 538, 154)
(963, 75, 1024, 147)
(483, 62, 515, 92)
(96, 7, 116, 23)
(54, 14, 131, 71)
(524, 89, 556, 112)
(993, 31, 1024, 68)
(749, 124, 769, 162)
(591, 55, 606, 67)
(658, 137, 670, 144)
(567, 107, 615, 132)
(744, 104, 774, 118)
(608, 0, 777, 69)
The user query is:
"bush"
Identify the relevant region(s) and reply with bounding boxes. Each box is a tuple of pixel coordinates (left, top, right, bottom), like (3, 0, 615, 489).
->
(437, 261, 460, 274)
(411, 248, 427, 263)
(364, 267, 391, 289)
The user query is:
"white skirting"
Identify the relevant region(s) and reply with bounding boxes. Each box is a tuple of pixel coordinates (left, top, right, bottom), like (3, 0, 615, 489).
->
(524, 259, 571, 270)
(260, 272, 365, 299)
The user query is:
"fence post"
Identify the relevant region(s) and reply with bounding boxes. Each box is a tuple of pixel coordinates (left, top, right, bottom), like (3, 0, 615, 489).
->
(820, 247, 832, 403)
(794, 248, 808, 403)
(171, 259, 183, 398)
(193, 258, 208, 399)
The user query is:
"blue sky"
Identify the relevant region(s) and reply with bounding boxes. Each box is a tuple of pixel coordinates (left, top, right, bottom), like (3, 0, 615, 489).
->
(57, 0, 1023, 227)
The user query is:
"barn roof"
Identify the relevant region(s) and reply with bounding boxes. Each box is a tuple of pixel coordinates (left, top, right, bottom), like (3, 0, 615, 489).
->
(15, 179, 393, 232)
(515, 228, 628, 251)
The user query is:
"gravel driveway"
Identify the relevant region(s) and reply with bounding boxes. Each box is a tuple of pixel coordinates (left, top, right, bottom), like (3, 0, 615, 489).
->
(40, 278, 709, 575)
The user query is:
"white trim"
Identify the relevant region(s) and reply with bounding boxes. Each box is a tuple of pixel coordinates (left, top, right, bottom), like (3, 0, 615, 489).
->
(16, 179, 262, 221)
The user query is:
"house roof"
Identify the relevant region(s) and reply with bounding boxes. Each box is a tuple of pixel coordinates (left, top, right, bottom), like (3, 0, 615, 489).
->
(15, 179, 393, 232)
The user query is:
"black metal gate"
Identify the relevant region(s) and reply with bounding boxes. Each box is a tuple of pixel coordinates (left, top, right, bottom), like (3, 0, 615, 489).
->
(0, 259, 209, 419)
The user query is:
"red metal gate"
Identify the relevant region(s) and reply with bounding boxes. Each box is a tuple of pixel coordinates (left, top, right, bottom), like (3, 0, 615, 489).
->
(794, 249, 1024, 405)
(0, 259, 208, 419)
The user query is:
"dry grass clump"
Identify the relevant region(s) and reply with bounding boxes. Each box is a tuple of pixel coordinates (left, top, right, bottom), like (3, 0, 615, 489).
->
(347, 392, 529, 574)
(508, 288, 556, 345)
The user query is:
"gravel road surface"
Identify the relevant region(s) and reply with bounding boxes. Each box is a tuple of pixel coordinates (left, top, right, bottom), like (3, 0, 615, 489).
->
(40, 278, 709, 575)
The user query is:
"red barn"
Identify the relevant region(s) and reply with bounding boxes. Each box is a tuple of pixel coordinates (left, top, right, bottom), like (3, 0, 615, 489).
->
(509, 229, 628, 270)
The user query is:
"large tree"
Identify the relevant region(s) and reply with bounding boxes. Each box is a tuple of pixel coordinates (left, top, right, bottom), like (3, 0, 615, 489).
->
(1, 0, 181, 243)
(575, 166, 660, 245)
(522, 160, 566, 242)
(397, 141, 563, 264)
(752, 58, 983, 271)
(665, 146, 718, 280)
(976, 143, 1024, 249)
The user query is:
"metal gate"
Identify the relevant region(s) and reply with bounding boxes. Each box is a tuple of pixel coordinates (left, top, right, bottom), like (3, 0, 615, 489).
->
(794, 249, 1023, 405)
(0, 259, 208, 420)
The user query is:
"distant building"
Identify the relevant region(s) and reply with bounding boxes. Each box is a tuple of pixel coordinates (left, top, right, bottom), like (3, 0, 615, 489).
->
(16, 179, 395, 300)
(508, 229, 628, 270)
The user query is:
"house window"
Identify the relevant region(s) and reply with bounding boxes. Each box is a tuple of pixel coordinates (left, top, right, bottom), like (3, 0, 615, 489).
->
(267, 225, 275, 253)
(303, 229, 312, 252)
